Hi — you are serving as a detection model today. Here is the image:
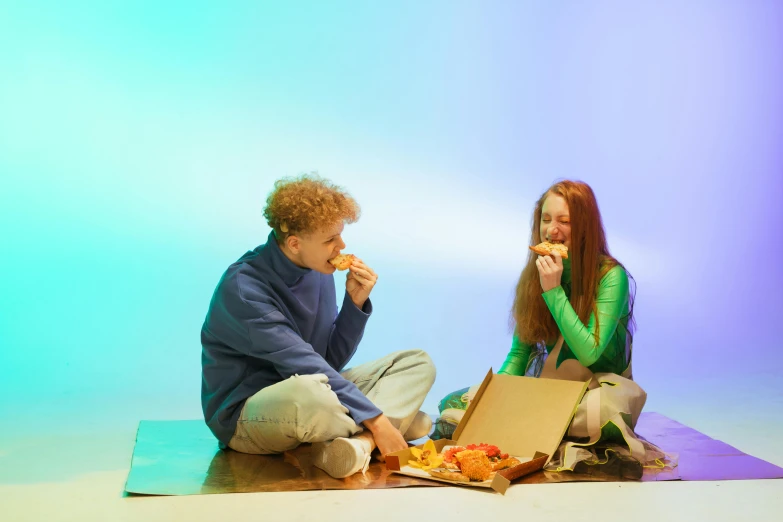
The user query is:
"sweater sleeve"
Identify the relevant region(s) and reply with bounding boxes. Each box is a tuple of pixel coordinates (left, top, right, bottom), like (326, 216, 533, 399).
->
(498, 333, 534, 376)
(541, 266, 629, 367)
(324, 292, 372, 371)
(241, 300, 382, 425)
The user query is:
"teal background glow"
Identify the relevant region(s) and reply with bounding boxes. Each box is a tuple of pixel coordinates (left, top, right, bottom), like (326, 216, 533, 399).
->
(1, 1, 781, 465)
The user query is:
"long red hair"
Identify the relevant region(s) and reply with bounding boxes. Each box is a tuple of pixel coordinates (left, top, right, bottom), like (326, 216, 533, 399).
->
(512, 180, 634, 345)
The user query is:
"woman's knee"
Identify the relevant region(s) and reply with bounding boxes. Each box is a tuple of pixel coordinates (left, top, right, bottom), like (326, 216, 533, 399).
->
(549, 359, 597, 388)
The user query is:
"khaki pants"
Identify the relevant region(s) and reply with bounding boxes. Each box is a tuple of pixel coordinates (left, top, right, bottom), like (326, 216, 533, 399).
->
(228, 349, 436, 454)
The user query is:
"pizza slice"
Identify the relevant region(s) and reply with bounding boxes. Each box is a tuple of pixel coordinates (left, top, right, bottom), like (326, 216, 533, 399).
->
(328, 254, 356, 270)
(529, 241, 568, 259)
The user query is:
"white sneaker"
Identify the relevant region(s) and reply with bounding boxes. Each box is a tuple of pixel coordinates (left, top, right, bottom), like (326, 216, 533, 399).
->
(403, 411, 433, 441)
(311, 437, 372, 479)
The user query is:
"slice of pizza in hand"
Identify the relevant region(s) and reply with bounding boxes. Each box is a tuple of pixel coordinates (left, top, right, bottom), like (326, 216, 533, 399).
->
(328, 253, 356, 270)
(529, 242, 568, 259)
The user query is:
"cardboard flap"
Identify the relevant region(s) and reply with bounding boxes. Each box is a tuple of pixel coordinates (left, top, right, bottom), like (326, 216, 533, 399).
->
(385, 454, 403, 471)
(454, 373, 588, 462)
(452, 368, 493, 442)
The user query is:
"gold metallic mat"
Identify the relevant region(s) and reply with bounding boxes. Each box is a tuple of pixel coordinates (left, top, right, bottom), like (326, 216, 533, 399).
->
(124, 412, 782, 496)
(124, 421, 441, 495)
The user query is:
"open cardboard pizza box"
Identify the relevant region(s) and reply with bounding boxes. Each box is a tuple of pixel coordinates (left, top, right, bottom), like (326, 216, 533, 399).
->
(386, 369, 589, 494)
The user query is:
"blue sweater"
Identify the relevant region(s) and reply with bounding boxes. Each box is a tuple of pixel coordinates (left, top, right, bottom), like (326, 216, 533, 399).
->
(201, 232, 383, 446)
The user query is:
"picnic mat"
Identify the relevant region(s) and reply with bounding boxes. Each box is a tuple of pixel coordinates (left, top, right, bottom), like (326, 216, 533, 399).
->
(124, 412, 783, 495)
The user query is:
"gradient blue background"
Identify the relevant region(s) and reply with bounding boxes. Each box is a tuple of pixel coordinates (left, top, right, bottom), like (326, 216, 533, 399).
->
(1, 1, 781, 470)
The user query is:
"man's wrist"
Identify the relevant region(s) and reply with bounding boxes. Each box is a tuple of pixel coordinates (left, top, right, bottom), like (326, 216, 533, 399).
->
(363, 413, 386, 432)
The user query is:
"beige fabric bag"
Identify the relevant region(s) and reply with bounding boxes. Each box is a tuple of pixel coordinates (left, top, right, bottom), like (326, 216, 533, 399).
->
(541, 337, 664, 471)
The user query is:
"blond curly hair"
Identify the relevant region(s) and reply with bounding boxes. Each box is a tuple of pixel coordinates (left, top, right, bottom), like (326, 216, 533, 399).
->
(263, 173, 360, 242)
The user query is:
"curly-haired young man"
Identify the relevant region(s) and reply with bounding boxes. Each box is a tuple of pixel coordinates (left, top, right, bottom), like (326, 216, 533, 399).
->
(200, 174, 436, 479)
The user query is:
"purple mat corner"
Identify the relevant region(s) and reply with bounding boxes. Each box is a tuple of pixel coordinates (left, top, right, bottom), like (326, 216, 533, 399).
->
(636, 412, 783, 481)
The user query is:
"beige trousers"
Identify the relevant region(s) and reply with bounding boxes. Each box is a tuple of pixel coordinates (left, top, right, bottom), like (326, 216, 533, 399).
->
(228, 349, 436, 454)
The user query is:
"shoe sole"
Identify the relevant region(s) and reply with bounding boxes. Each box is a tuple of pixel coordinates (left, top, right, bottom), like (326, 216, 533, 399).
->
(311, 438, 366, 479)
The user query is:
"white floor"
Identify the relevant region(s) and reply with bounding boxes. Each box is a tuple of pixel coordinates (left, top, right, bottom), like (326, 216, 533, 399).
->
(1, 464, 782, 522)
(2, 377, 782, 521)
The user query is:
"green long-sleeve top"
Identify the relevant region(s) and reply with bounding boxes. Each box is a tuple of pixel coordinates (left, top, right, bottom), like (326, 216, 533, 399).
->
(499, 258, 631, 376)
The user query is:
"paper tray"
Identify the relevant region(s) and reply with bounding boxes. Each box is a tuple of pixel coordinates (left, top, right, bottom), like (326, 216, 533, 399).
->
(386, 440, 549, 494)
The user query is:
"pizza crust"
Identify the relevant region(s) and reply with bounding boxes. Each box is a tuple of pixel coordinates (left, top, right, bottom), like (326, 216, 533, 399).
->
(328, 254, 356, 270)
(428, 469, 470, 482)
(529, 241, 569, 259)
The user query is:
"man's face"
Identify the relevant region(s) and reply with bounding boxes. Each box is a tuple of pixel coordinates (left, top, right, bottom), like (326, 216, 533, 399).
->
(286, 222, 346, 274)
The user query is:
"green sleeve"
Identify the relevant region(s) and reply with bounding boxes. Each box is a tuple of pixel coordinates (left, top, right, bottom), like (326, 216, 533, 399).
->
(498, 333, 533, 376)
(541, 266, 629, 367)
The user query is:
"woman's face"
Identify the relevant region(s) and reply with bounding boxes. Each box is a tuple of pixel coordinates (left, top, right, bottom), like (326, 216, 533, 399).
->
(540, 194, 572, 249)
